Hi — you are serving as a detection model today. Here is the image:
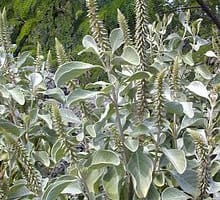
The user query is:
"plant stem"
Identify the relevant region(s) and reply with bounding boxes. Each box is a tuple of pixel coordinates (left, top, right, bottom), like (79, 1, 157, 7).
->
(77, 167, 93, 200)
(153, 126, 161, 175)
(103, 57, 132, 199)
(207, 101, 215, 148)
(8, 100, 18, 125)
(173, 113, 177, 148)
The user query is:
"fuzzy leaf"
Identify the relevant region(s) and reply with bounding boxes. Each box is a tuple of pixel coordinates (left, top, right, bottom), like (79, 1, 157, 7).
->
(128, 150, 153, 198)
(85, 168, 105, 193)
(16, 51, 30, 68)
(126, 71, 152, 82)
(29, 72, 43, 88)
(146, 185, 160, 200)
(41, 176, 76, 200)
(45, 88, 65, 104)
(80, 35, 100, 55)
(162, 148, 186, 174)
(205, 50, 217, 58)
(61, 180, 82, 195)
(124, 137, 139, 152)
(9, 87, 25, 105)
(179, 11, 192, 34)
(121, 46, 140, 65)
(165, 101, 183, 116)
(162, 187, 191, 200)
(103, 167, 120, 200)
(33, 151, 50, 167)
(180, 114, 204, 132)
(186, 81, 210, 99)
(110, 28, 124, 53)
(180, 102, 194, 118)
(51, 139, 65, 163)
(172, 170, 198, 196)
(60, 108, 81, 125)
(38, 114, 53, 129)
(154, 172, 165, 187)
(182, 51, 194, 66)
(0, 119, 20, 139)
(195, 65, 212, 80)
(8, 181, 33, 200)
(91, 150, 120, 167)
(86, 124, 96, 137)
(112, 46, 140, 66)
(0, 85, 10, 98)
(67, 89, 99, 106)
(55, 61, 103, 86)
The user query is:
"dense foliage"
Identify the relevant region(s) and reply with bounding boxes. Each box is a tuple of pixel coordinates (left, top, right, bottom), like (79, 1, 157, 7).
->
(1, 0, 219, 57)
(0, 0, 220, 200)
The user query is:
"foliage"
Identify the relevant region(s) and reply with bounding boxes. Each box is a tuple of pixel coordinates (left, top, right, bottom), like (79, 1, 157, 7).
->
(0, 1, 220, 200)
(1, 0, 218, 59)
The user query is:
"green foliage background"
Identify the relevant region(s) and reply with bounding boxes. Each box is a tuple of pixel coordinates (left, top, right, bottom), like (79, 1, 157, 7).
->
(1, 0, 219, 59)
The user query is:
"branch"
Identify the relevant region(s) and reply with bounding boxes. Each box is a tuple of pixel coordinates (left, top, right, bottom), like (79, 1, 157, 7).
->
(196, 0, 220, 30)
(164, 6, 202, 14)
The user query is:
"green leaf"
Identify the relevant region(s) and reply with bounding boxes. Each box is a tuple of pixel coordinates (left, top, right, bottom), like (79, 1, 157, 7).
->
(162, 187, 191, 200)
(129, 124, 150, 137)
(183, 133, 195, 155)
(85, 81, 110, 89)
(91, 150, 120, 167)
(182, 51, 194, 66)
(186, 81, 210, 99)
(192, 37, 208, 51)
(154, 172, 165, 187)
(146, 185, 160, 200)
(0, 120, 20, 140)
(172, 170, 198, 196)
(179, 11, 192, 34)
(8, 181, 33, 200)
(103, 167, 120, 200)
(67, 89, 99, 106)
(180, 113, 204, 132)
(38, 114, 53, 129)
(60, 108, 81, 125)
(195, 65, 212, 80)
(41, 177, 75, 200)
(55, 61, 103, 86)
(124, 137, 139, 152)
(128, 150, 153, 198)
(0, 85, 10, 98)
(86, 124, 96, 137)
(51, 139, 65, 162)
(165, 101, 183, 116)
(85, 168, 105, 193)
(205, 50, 217, 58)
(112, 46, 140, 66)
(120, 46, 140, 65)
(16, 51, 30, 68)
(33, 151, 50, 167)
(61, 180, 82, 195)
(9, 87, 25, 105)
(80, 35, 100, 55)
(126, 71, 152, 82)
(110, 28, 124, 53)
(162, 148, 186, 174)
(180, 102, 194, 118)
(209, 181, 220, 194)
(95, 103, 114, 131)
(45, 88, 66, 104)
(29, 72, 43, 88)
